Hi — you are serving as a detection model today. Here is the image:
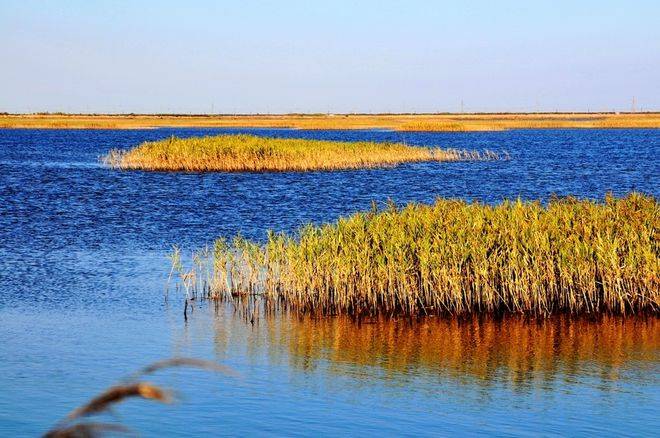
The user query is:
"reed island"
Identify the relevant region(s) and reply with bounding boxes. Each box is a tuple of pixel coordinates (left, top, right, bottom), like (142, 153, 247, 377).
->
(104, 134, 498, 172)
(178, 193, 658, 317)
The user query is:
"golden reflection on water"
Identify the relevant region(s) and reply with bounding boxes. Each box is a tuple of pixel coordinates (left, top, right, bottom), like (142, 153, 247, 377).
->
(206, 303, 658, 388)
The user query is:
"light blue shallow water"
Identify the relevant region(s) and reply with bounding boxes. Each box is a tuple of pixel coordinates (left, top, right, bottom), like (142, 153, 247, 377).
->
(0, 128, 658, 436)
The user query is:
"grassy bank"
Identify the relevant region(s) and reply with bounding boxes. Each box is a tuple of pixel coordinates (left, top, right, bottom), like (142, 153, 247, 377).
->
(3, 112, 660, 131)
(104, 134, 497, 172)
(188, 193, 658, 317)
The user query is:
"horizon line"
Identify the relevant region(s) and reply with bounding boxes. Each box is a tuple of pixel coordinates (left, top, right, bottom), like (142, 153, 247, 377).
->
(3, 111, 660, 117)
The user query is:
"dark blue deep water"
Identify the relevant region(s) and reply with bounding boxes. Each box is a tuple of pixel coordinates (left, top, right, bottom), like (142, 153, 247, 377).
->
(0, 128, 658, 436)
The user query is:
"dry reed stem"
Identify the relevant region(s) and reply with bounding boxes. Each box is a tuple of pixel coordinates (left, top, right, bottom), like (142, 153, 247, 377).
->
(45, 357, 236, 437)
(132, 357, 240, 379)
(65, 383, 172, 420)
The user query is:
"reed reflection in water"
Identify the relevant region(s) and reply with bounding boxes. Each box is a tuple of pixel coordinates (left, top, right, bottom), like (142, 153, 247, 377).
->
(207, 301, 658, 392)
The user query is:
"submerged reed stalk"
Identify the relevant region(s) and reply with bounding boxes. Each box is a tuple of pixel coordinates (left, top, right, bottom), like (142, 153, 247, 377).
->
(189, 193, 659, 317)
(103, 134, 499, 172)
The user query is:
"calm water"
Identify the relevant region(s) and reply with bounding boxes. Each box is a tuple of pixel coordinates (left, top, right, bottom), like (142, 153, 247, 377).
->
(0, 128, 658, 436)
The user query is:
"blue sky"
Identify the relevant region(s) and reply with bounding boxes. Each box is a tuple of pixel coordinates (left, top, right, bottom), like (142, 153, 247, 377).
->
(1, 0, 658, 113)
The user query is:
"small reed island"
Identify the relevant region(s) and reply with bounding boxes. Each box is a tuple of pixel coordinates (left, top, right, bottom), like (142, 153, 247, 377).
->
(179, 193, 658, 317)
(103, 134, 499, 172)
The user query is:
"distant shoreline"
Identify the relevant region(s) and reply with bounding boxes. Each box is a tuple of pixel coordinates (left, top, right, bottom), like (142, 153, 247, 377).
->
(1, 112, 659, 131)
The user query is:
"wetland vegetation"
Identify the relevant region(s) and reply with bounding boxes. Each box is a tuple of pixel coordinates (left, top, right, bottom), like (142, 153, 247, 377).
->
(3, 112, 660, 131)
(103, 133, 498, 172)
(180, 193, 659, 317)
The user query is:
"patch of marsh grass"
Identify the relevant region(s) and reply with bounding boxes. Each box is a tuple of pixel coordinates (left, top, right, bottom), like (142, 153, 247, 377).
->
(183, 193, 658, 317)
(103, 134, 500, 172)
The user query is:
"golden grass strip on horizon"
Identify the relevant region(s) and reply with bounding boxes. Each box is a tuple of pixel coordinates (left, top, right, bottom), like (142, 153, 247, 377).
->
(2, 112, 660, 130)
(103, 134, 499, 172)
(185, 193, 659, 317)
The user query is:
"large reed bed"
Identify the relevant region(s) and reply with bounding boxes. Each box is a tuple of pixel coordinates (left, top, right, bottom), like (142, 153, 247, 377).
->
(397, 114, 660, 131)
(3, 112, 660, 130)
(104, 134, 496, 172)
(192, 193, 658, 317)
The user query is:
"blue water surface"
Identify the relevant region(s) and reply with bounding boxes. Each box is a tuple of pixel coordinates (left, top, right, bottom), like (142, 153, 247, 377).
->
(0, 128, 658, 436)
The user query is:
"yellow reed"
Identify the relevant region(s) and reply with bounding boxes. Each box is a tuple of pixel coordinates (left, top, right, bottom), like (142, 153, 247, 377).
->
(103, 134, 496, 172)
(197, 193, 658, 317)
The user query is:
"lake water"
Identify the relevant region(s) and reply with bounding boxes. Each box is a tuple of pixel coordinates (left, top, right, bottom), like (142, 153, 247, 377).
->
(0, 128, 658, 436)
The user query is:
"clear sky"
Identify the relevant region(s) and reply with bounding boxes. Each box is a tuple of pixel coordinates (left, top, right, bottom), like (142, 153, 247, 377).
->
(1, 0, 659, 113)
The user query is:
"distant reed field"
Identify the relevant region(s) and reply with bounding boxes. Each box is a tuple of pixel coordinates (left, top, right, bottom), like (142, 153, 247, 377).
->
(3, 112, 660, 130)
(396, 113, 660, 131)
(181, 193, 658, 317)
(103, 134, 498, 172)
